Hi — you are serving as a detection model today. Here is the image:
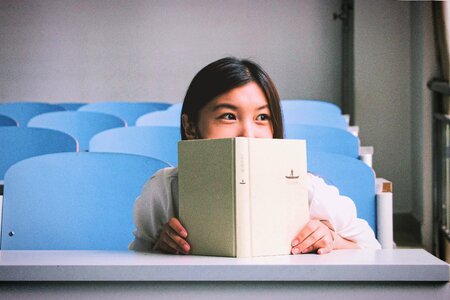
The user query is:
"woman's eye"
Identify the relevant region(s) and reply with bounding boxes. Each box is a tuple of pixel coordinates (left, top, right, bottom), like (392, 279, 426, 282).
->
(220, 113, 236, 120)
(256, 114, 271, 121)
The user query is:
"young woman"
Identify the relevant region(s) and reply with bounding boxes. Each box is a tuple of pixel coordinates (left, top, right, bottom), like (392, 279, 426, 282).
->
(129, 57, 381, 255)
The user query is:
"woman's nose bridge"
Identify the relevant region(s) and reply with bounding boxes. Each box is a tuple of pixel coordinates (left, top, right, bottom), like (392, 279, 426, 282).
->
(239, 119, 255, 137)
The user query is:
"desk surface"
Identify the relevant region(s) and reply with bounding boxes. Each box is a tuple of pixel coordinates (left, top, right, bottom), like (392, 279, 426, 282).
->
(0, 249, 448, 282)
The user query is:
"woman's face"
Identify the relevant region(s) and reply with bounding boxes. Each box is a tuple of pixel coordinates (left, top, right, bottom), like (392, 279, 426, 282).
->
(183, 82, 274, 139)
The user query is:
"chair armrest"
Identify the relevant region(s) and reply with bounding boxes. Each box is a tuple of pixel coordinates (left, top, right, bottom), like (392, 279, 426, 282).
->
(347, 125, 359, 137)
(359, 146, 373, 168)
(376, 178, 394, 249)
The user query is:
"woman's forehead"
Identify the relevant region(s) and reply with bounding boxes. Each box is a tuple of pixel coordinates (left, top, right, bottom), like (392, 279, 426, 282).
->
(207, 82, 269, 110)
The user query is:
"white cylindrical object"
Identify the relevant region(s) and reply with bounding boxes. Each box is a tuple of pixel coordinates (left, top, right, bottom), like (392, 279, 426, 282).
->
(376, 192, 394, 249)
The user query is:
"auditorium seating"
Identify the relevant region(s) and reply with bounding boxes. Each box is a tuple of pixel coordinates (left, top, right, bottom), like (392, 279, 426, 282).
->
(285, 124, 359, 158)
(55, 102, 87, 111)
(0, 102, 65, 126)
(0, 114, 17, 127)
(0, 127, 78, 181)
(90, 126, 180, 166)
(28, 111, 126, 151)
(136, 110, 181, 127)
(79, 102, 171, 126)
(1, 152, 170, 250)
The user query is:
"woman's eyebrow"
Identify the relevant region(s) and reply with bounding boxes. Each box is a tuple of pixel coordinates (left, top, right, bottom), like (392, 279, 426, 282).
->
(256, 104, 269, 111)
(212, 103, 238, 111)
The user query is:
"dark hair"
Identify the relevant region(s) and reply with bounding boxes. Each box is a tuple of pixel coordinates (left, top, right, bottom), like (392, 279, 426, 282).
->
(180, 57, 284, 140)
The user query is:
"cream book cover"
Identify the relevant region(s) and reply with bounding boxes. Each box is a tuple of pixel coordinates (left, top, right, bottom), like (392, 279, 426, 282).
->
(178, 138, 309, 257)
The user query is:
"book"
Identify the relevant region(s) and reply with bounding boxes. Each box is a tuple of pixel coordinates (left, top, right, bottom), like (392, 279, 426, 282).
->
(178, 137, 309, 257)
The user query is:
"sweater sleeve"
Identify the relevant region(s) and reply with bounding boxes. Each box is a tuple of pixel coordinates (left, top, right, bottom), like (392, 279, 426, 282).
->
(128, 167, 178, 252)
(307, 173, 381, 249)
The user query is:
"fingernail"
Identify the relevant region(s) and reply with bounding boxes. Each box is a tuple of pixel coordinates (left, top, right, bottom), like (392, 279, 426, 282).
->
(292, 247, 300, 254)
(184, 244, 190, 252)
(291, 239, 299, 247)
(180, 230, 187, 238)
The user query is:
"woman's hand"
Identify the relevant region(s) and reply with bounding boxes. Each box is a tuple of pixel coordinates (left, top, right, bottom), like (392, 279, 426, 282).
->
(291, 219, 335, 255)
(153, 218, 191, 255)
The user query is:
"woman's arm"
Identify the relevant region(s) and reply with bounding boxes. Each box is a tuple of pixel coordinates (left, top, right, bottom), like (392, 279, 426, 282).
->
(129, 167, 182, 252)
(295, 173, 381, 253)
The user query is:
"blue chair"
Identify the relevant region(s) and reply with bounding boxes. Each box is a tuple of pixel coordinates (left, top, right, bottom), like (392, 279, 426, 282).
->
(56, 102, 87, 111)
(28, 111, 126, 152)
(136, 110, 181, 127)
(90, 126, 180, 166)
(0, 102, 65, 126)
(1, 152, 170, 250)
(285, 124, 359, 158)
(281, 100, 342, 115)
(282, 100, 346, 129)
(0, 127, 78, 180)
(307, 151, 376, 233)
(167, 103, 183, 112)
(283, 111, 347, 130)
(79, 102, 171, 126)
(0, 114, 17, 127)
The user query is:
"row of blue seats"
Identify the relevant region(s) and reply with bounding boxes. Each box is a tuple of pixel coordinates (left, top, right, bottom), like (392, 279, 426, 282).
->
(0, 101, 171, 126)
(0, 150, 375, 250)
(0, 124, 373, 237)
(0, 100, 349, 129)
(0, 124, 359, 175)
(0, 100, 383, 250)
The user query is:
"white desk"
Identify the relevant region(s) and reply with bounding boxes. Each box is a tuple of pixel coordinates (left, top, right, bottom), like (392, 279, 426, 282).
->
(0, 249, 448, 299)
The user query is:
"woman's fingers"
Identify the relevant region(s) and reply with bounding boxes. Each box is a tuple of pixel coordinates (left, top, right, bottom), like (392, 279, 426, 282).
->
(291, 220, 321, 247)
(291, 220, 334, 254)
(291, 220, 322, 253)
(155, 227, 181, 254)
(168, 218, 188, 238)
(155, 237, 179, 254)
(166, 226, 190, 253)
(317, 230, 335, 255)
(298, 226, 328, 252)
(162, 228, 185, 252)
(154, 219, 191, 255)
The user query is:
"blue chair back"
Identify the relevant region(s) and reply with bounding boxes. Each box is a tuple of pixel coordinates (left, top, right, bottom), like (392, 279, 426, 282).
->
(0, 114, 17, 127)
(56, 102, 87, 111)
(1, 152, 170, 250)
(0, 127, 78, 180)
(285, 124, 359, 158)
(307, 151, 376, 232)
(28, 111, 126, 151)
(281, 100, 342, 115)
(79, 102, 171, 125)
(167, 103, 183, 112)
(0, 102, 65, 126)
(90, 126, 180, 166)
(283, 111, 347, 129)
(136, 110, 181, 127)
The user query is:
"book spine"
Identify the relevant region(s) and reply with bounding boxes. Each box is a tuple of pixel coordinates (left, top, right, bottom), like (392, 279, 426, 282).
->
(235, 138, 251, 257)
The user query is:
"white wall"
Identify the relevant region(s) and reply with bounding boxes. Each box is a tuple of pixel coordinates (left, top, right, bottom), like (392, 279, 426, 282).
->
(0, 0, 342, 104)
(354, 0, 412, 214)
